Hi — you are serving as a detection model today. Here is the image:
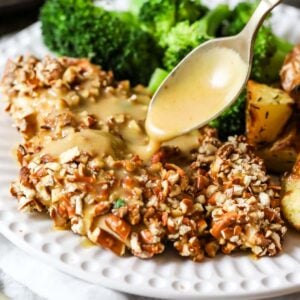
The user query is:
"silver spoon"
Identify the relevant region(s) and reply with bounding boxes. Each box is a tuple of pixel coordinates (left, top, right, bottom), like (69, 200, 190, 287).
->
(146, 0, 282, 142)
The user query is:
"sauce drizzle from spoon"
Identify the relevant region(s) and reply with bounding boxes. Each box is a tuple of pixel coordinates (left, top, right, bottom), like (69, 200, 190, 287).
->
(145, 47, 248, 149)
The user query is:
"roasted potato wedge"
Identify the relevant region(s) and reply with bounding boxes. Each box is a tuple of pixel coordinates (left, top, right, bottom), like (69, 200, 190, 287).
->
(256, 120, 299, 173)
(281, 158, 300, 230)
(257, 147, 297, 173)
(246, 80, 294, 146)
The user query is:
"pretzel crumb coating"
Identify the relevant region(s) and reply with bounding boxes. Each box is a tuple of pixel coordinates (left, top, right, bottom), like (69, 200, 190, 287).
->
(207, 136, 286, 256)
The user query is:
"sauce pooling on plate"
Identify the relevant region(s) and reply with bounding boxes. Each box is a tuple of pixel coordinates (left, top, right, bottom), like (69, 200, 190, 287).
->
(145, 47, 248, 146)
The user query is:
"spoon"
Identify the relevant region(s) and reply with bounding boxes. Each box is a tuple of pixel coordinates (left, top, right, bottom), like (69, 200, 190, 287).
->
(146, 0, 282, 143)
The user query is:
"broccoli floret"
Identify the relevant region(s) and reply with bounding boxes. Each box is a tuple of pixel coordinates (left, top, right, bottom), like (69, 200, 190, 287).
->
(250, 27, 278, 83)
(253, 35, 293, 83)
(139, 0, 208, 47)
(163, 4, 230, 71)
(221, 2, 256, 36)
(209, 92, 246, 140)
(148, 68, 169, 94)
(40, 0, 162, 85)
(162, 21, 207, 71)
(129, 0, 148, 15)
(222, 1, 293, 83)
(176, 0, 209, 23)
(139, 0, 176, 44)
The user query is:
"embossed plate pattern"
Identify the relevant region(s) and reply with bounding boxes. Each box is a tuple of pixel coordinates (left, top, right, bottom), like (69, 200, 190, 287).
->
(1, 1, 300, 299)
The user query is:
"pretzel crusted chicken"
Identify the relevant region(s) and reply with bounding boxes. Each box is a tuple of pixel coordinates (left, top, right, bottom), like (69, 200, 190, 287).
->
(1, 55, 286, 261)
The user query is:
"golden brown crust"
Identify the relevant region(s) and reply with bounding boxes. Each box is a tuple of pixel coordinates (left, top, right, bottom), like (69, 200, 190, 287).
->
(207, 136, 286, 257)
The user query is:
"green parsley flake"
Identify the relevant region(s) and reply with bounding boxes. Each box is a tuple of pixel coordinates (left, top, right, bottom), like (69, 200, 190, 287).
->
(114, 199, 125, 209)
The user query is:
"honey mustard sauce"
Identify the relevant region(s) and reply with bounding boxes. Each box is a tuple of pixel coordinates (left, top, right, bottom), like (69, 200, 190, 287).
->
(77, 93, 149, 122)
(41, 48, 246, 164)
(41, 129, 123, 159)
(145, 47, 248, 149)
(70, 89, 203, 161)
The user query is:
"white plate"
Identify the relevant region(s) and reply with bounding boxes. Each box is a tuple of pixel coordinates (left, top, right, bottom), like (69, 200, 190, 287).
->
(1, 2, 300, 299)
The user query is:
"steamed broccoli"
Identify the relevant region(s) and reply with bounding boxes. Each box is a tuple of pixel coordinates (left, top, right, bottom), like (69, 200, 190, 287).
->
(162, 4, 231, 71)
(40, 0, 162, 85)
(222, 1, 293, 83)
(139, 0, 208, 47)
(254, 35, 293, 83)
(176, 0, 208, 24)
(209, 92, 246, 140)
(162, 21, 207, 71)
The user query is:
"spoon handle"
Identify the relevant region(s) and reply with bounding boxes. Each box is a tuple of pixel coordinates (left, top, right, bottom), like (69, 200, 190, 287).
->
(240, 0, 282, 40)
